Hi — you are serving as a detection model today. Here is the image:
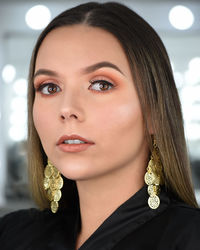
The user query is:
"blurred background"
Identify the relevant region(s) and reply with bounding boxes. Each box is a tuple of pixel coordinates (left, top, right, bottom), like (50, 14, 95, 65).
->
(0, 0, 200, 217)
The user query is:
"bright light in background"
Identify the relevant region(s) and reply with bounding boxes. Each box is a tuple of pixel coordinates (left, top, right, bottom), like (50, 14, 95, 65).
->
(2, 64, 16, 83)
(169, 5, 194, 30)
(174, 72, 184, 89)
(13, 78, 28, 96)
(9, 125, 27, 142)
(9, 97, 27, 141)
(25, 5, 51, 30)
(11, 97, 27, 111)
(184, 57, 200, 85)
(183, 104, 200, 122)
(185, 122, 200, 141)
(180, 85, 200, 108)
(9, 111, 27, 126)
(189, 57, 200, 71)
(180, 85, 200, 141)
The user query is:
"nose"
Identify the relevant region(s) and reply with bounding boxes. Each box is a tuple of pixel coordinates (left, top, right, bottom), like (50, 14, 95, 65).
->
(59, 90, 84, 122)
(60, 111, 78, 120)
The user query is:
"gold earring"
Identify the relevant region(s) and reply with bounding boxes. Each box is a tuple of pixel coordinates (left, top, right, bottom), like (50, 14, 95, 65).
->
(144, 138, 163, 209)
(43, 159, 64, 213)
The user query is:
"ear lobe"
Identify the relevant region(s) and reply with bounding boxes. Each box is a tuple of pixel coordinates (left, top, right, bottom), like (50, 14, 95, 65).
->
(148, 124, 154, 135)
(146, 113, 153, 135)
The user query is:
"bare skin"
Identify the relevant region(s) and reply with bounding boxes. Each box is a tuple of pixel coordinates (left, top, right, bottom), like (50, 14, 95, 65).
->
(33, 24, 149, 249)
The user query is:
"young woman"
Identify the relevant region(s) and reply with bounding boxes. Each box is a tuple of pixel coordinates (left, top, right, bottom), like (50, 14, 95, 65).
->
(1, 2, 200, 249)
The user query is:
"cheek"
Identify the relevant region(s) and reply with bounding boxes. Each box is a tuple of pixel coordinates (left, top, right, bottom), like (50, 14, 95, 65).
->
(32, 101, 53, 139)
(95, 98, 143, 138)
(88, 97, 145, 177)
(32, 100, 59, 157)
(33, 102, 43, 133)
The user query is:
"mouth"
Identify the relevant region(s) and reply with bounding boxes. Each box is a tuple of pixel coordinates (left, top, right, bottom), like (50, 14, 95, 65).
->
(56, 134, 95, 153)
(57, 134, 95, 145)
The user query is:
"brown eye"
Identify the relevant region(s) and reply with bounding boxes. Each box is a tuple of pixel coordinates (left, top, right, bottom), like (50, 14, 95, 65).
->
(48, 85, 57, 94)
(89, 80, 114, 92)
(37, 83, 61, 95)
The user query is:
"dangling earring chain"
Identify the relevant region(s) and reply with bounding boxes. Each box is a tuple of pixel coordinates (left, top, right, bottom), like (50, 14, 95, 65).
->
(43, 159, 63, 213)
(144, 138, 163, 209)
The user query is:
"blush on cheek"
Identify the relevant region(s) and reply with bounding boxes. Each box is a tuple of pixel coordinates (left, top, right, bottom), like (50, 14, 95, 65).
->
(32, 107, 51, 156)
(33, 100, 49, 124)
(106, 102, 141, 128)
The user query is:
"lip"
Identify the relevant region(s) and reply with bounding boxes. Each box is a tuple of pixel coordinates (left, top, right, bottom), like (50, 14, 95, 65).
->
(58, 143, 94, 153)
(57, 134, 95, 145)
(56, 134, 95, 153)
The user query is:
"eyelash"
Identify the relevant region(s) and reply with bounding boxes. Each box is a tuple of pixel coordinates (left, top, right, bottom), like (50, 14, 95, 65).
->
(89, 79, 115, 92)
(35, 79, 115, 95)
(36, 83, 60, 95)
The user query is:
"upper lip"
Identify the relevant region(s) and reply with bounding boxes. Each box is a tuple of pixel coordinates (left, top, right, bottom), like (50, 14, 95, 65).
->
(57, 134, 95, 145)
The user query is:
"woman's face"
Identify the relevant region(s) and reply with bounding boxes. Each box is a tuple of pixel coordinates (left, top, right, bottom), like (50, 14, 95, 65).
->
(33, 25, 149, 181)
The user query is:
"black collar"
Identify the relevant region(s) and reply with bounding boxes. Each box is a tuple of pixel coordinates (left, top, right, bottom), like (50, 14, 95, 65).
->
(54, 184, 170, 250)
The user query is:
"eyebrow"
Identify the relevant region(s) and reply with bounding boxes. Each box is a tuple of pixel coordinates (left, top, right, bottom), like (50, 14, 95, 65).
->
(33, 61, 125, 79)
(33, 69, 58, 79)
(80, 61, 125, 76)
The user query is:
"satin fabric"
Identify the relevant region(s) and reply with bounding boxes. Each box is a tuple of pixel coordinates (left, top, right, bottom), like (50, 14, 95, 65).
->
(0, 185, 200, 250)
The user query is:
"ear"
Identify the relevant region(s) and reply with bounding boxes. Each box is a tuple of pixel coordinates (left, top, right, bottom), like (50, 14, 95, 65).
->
(146, 114, 154, 135)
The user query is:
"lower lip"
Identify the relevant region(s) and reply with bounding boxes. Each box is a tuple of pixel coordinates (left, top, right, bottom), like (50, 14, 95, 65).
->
(58, 143, 94, 153)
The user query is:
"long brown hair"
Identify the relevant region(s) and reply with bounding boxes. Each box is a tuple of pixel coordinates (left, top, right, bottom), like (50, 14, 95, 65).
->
(28, 1, 198, 209)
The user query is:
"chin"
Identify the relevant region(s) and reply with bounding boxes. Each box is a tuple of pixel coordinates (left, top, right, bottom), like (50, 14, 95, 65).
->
(57, 162, 95, 181)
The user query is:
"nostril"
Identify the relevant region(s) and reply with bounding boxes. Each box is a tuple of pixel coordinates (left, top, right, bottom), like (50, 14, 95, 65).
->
(72, 114, 78, 119)
(60, 113, 78, 120)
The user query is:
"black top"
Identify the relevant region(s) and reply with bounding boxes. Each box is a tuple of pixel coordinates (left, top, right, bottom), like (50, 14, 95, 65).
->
(1, 185, 200, 250)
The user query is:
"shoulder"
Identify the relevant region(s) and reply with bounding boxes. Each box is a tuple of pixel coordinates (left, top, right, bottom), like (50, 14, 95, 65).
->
(0, 206, 75, 232)
(0, 207, 43, 222)
(166, 199, 200, 223)
(0, 207, 74, 249)
(157, 200, 200, 249)
(1, 208, 49, 227)
(0, 208, 50, 237)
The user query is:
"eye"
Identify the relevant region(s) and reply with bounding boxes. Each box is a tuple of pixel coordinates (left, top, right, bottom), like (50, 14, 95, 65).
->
(36, 83, 61, 95)
(89, 80, 115, 92)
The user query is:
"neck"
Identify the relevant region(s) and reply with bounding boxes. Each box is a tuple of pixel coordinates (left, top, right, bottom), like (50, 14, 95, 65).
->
(75, 163, 146, 249)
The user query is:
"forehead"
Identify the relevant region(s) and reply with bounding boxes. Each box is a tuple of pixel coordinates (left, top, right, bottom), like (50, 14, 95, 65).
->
(35, 24, 132, 78)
